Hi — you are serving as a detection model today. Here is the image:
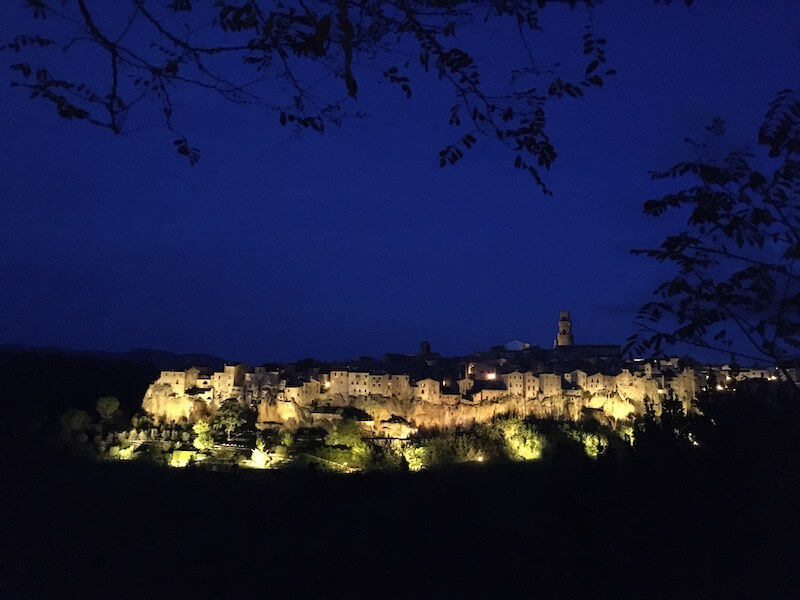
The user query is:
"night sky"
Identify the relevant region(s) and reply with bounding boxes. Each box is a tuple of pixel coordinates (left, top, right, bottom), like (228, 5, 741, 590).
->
(1, 2, 798, 364)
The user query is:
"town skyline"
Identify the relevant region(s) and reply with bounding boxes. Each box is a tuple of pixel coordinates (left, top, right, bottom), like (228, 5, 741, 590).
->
(0, 312, 775, 368)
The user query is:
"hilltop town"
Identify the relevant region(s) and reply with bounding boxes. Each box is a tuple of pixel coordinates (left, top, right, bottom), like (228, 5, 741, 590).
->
(140, 312, 768, 436)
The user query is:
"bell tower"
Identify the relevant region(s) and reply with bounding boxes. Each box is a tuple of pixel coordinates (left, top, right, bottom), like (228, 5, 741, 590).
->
(555, 311, 573, 347)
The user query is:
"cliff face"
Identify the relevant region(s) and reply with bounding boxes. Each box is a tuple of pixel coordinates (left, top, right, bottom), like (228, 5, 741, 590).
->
(257, 399, 310, 430)
(247, 391, 640, 433)
(143, 380, 645, 432)
(141, 384, 218, 423)
(142, 384, 194, 422)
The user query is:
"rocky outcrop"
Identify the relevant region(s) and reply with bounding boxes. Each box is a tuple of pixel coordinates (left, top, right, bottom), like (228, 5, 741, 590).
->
(586, 393, 637, 422)
(256, 399, 311, 431)
(142, 384, 194, 423)
(246, 391, 651, 434)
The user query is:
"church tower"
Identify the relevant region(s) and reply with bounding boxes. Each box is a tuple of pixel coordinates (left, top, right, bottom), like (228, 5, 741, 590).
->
(555, 311, 573, 347)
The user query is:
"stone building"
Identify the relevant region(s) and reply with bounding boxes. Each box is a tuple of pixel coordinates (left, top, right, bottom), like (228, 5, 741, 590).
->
(555, 311, 574, 347)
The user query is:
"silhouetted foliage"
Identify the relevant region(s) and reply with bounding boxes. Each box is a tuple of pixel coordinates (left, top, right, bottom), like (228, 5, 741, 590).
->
(58, 408, 91, 438)
(629, 89, 800, 383)
(0, 349, 159, 440)
(96, 395, 120, 423)
(632, 392, 694, 460)
(3, 1, 687, 192)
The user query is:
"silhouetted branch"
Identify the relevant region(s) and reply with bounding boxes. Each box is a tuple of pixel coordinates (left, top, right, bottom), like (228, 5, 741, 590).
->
(4, 0, 637, 178)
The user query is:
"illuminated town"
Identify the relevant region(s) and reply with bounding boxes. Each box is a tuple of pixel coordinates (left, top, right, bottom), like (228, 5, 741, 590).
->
(101, 311, 782, 470)
(144, 312, 704, 432)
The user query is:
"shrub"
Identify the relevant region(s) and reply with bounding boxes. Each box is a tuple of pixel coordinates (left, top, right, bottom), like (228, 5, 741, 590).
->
(250, 437, 269, 469)
(59, 409, 91, 436)
(192, 420, 214, 451)
(402, 444, 431, 471)
(494, 418, 546, 461)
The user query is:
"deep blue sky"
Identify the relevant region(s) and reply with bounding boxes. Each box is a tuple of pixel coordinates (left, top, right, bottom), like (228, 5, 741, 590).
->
(1, 2, 798, 364)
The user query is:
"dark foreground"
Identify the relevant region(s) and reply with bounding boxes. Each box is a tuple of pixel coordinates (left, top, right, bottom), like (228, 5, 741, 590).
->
(3, 396, 799, 600)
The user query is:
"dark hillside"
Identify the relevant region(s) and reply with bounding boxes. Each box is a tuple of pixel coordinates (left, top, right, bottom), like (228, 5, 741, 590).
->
(4, 395, 800, 599)
(0, 349, 158, 430)
(2, 350, 799, 598)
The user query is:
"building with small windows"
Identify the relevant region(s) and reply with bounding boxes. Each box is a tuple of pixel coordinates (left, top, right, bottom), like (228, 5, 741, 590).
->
(414, 378, 441, 404)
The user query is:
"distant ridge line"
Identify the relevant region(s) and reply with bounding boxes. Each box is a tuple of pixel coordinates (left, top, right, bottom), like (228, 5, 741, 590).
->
(0, 344, 227, 371)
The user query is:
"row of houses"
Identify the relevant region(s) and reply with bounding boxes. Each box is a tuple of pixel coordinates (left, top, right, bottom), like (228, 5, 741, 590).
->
(145, 360, 699, 417)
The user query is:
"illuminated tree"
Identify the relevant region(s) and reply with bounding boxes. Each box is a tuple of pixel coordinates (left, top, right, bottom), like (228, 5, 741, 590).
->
(213, 398, 246, 440)
(495, 417, 545, 461)
(2, 1, 689, 192)
(629, 89, 800, 386)
(401, 444, 430, 472)
(579, 431, 606, 459)
(324, 418, 364, 448)
(408, 429, 496, 466)
(250, 435, 269, 468)
(192, 419, 214, 451)
(320, 419, 372, 469)
(278, 429, 294, 449)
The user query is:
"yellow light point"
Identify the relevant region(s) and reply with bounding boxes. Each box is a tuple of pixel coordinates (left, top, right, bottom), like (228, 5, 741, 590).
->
(715, 384, 724, 391)
(324, 381, 331, 389)
(476, 455, 484, 462)
(487, 373, 496, 380)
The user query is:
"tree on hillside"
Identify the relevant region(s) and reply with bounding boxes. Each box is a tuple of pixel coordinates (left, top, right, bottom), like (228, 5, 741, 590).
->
(324, 418, 365, 448)
(2, 0, 688, 192)
(58, 408, 92, 444)
(192, 418, 214, 450)
(96, 395, 120, 423)
(131, 412, 153, 430)
(320, 418, 372, 469)
(632, 392, 696, 459)
(250, 435, 270, 468)
(628, 89, 800, 386)
(213, 398, 246, 440)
